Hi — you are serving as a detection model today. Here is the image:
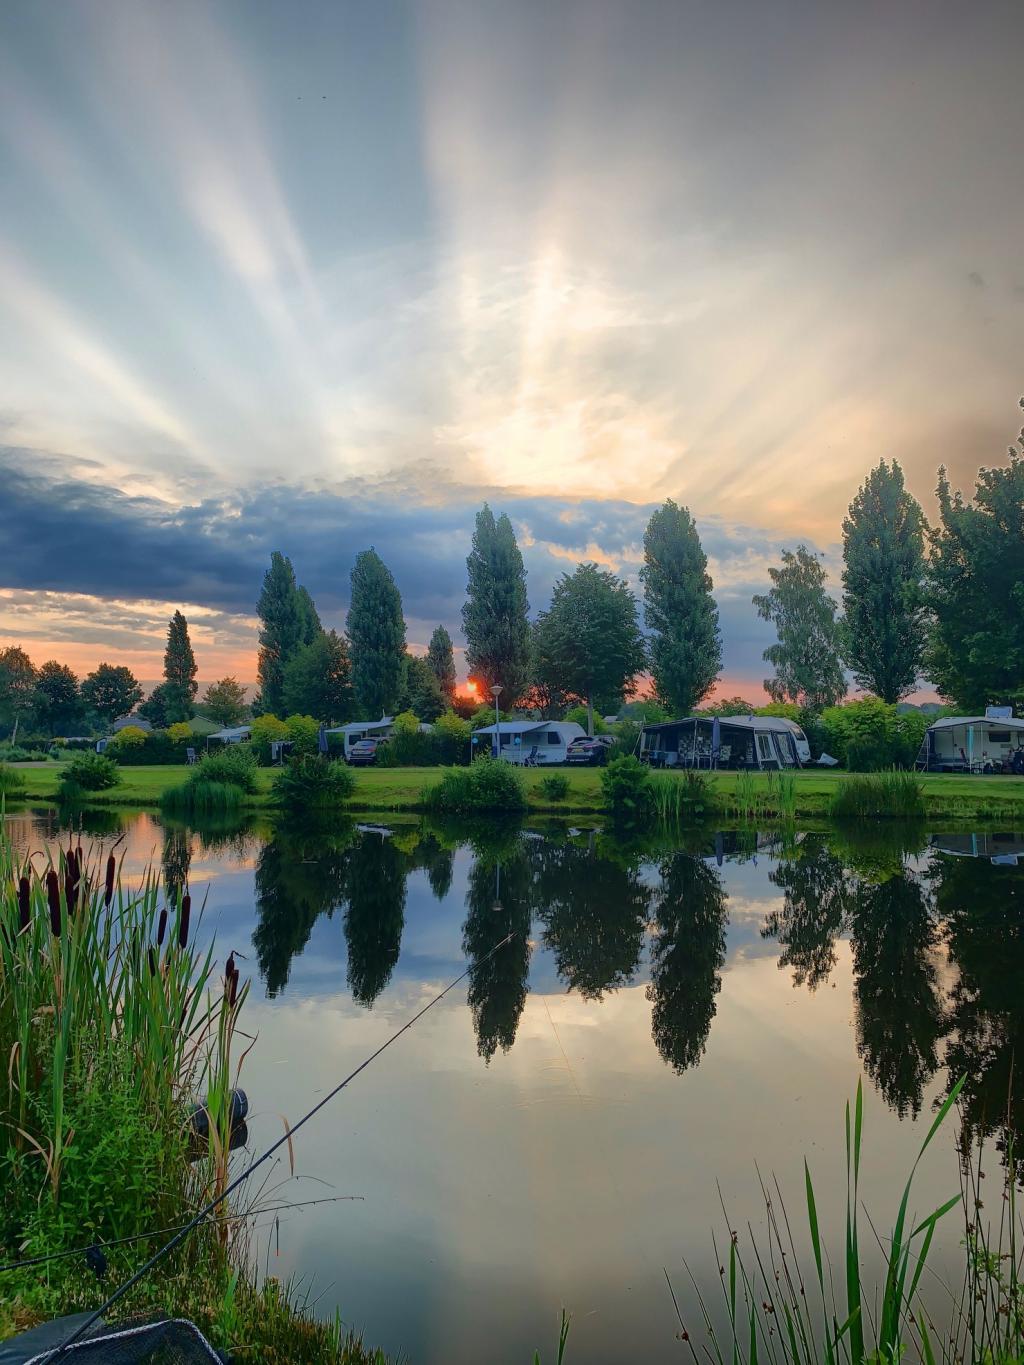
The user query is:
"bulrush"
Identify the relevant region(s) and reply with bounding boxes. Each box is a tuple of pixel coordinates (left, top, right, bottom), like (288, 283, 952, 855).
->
(157, 908, 168, 947)
(17, 875, 30, 932)
(225, 951, 239, 1007)
(104, 853, 116, 906)
(45, 869, 61, 936)
(64, 849, 79, 916)
(178, 893, 191, 949)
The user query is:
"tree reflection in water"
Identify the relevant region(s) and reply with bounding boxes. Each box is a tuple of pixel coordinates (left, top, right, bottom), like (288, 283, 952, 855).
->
(647, 853, 728, 1074)
(764, 836, 851, 990)
(344, 831, 408, 1007)
(462, 831, 532, 1062)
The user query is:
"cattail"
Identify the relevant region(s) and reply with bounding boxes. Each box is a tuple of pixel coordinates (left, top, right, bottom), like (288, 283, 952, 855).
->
(148, 946, 157, 976)
(227, 963, 239, 1008)
(104, 853, 116, 907)
(157, 908, 168, 947)
(178, 893, 191, 949)
(17, 876, 30, 932)
(46, 870, 61, 936)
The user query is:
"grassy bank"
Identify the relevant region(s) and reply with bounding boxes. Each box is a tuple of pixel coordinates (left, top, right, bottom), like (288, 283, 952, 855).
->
(10, 761, 1024, 820)
(0, 830, 388, 1363)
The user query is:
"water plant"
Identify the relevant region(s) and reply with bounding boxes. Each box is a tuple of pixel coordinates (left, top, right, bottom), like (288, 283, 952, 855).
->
(830, 770, 925, 820)
(161, 746, 261, 813)
(274, 753, 355, 810)
(161, 779, 246, 815)
(649, 769, 715, 822)
(424, 757, 528, 814)
(0, 763, 25, 797)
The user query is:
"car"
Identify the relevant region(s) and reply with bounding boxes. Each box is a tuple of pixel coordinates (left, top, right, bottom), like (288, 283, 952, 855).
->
(347, 738, 387, 766)
(565, 735, 615, 765)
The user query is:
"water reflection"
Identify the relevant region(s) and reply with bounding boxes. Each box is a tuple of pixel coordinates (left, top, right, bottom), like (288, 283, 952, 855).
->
(463, 838, 532, 1061)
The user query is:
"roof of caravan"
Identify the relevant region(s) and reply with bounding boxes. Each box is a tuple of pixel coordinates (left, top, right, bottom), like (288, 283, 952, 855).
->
(927, 715, 1024, 732)
(643, 715, 777, 733)
(473, 720, 584, 736)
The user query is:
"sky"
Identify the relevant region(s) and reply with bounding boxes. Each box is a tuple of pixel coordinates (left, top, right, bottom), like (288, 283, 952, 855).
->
(1, 0, 1022, 696)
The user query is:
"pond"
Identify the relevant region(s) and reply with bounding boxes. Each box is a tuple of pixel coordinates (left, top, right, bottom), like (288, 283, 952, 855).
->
(5, 807, 1024, 1363)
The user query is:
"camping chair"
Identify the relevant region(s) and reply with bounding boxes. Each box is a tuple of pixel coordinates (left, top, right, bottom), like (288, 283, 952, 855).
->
(186, 747, 197, 766)
(523, 745, 540, 767)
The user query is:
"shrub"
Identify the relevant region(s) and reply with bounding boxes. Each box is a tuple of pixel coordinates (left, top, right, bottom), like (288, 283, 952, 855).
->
(0, 744, 37, 763)
(600, 754, 654, 820)
(820, 699, 929, 771)
(284, 713, 320, 756)
(161, 779, 245, 814)
(424, 757, 528, 814)
(829, 770, 925, 820)
(539, 773, 570, 802)
(0, 764, 26, 796)
(392, 710, 421, 736)
(111, 725, 148, 750)
(377, 730, 442, 766)
(274, 754, 355, 810)
(191, 746, 259, 793)
(167, 721, 194, 743)
(61, 752, 120, 792)
(433, 711, 472, 765)
(251, 713, 290, 745)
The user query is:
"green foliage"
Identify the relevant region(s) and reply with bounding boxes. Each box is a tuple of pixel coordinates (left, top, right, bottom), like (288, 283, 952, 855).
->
(700, 695, 758, 716)
(821, 699, 928, 770)
(161, 779, 245, 814)
(841, 460, 927, 702)
(167, 721, 194, 743)
(202, 676, 249, 727)
(829, 770, 926, 819)
(190, 745, 259, 793)
(347, 549, 407, 717)
(32, 660, 82, 735)
(926, 410, 1024, 710)
(162, 609, 198, 720)
(80, 662, 143, 724)
(284, 712, 320, 755)
(111, 724, 148, 749)
(274, 753, 355, 810)
(282, 629, 353, 722)
(539, 773, 570, 802)
(61, 751, 120, 791)
(295, 583, 322, 645)
(649, 769, 714, 822)
(0, 763, 26, 796)
(0, 646, 37, 734)
(434, 710, 471, 744)
(392, 709, 421, 736)
(600, 754, 654, 821)
(755, 700, 802, 720)
(564, 704, 608, 733)
(251, 713, 289, 745)
(399, 653, 446, 722)
(533, 563, 647, 724)
(138, 681, 172, 728)
(424, 757, 528, 813)
(426, 624, 457, 702)
(618, 698, 671, 724)
(462, 503, 532, 704)
(256, 551, 310, 715)
(753, 546, 846, 709)
(641, 499, 722, 714)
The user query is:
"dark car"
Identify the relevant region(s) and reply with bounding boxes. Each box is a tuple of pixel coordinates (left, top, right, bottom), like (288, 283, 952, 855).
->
(565, 736, 614, 765)
(348, 738, 386, 766)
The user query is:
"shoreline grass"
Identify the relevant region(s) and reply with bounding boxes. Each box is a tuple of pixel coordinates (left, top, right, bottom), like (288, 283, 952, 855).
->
(7, 761, 1024, 820)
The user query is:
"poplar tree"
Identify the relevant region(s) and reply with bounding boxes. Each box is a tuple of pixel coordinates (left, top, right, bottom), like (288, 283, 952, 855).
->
(753, 547, 846, 710)
(162, 610, 198, 721)
(296, 585, 322, 646)
(462, 504, 531, 703)
(347, 549, 407, 717)
(256, 552, 305, 715)
(426, 625, 457, 702)
(641, 500, 722, 716)
(841, 461, 927, 703)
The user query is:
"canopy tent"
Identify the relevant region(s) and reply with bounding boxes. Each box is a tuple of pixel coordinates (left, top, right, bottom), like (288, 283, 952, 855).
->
(640, 715, 800, 770)
(917, 716, 1024, 773)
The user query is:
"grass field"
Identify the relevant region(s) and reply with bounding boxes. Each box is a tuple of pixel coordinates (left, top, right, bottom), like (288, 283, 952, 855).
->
(8, 760, 1024, 819)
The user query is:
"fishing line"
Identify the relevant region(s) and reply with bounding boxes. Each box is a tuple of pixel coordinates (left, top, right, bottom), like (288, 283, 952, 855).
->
(40, 931, 515, 1362)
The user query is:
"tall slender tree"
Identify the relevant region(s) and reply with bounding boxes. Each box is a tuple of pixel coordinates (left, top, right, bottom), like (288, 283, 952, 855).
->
(162, 610, 198, 721)
(462, 504, 531, 704)
(841, 461, 927, 702)
(753, 546, 846, 710)
(256, 552, 305, 715)
(347, 549, 407, 717)
(641, 500, 722, 715)
(426, 625, 457, 702)
(295, 585, 322, 646)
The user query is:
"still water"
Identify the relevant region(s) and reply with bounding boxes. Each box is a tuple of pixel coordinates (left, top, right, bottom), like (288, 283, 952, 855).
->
(6, 809, 1024, 1362)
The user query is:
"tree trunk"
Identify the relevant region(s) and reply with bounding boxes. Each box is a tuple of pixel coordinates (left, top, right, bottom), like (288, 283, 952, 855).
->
(586, 695, 594, 737)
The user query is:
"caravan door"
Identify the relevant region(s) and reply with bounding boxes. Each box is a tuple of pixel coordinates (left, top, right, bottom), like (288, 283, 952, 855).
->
(755, 732, 782, 769)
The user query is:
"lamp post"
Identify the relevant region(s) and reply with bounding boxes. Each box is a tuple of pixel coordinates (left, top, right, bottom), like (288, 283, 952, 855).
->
(491, 683, 503, 759)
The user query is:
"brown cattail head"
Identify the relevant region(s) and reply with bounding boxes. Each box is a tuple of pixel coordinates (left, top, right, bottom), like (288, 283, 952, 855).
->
(148, 946, 158, 976)
(104, 854, 116, 907)
(227, 963, 239, 1008)
(17, 876, 30, 932)
(46, 870, 61, 936)
(178, 894, 191, 949)
(157, 908, 167, 947)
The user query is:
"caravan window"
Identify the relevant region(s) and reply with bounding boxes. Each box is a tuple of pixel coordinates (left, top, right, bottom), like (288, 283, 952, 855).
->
(547, 732, 560, 745)
(988, 731, 1012, 744)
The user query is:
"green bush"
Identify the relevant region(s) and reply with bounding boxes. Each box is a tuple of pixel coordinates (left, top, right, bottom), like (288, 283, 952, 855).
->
(600, 754, 654, 820)
(377, 730, 441, 766)
(0, 764, 26, 796)
(111, 724, 148, 750)
(539, 773, 570, 802)
(284, 713, 320, 756)
(274, 754, 355, 810)
(829, 770, 925, 820)
(820, 699, 929, 770)
(61, 752, 120, 792)
(191, 746, 259, 793)
(424, 757, 528, 814)
(161, 779, 245, 814)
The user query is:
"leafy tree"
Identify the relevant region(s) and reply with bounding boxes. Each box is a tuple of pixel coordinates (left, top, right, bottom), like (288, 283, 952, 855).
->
(162, 610, 198, 721)
(139, 683, 172, 728)
(925, 413, 1024, 710)
(33, 661, 81, 735)
(699, 696, 758, 717)
(295, 585, 322, 646)
(347, 549, 406, 718)
(256, 552, 306, 715)
(202, 677, 248, 728)
(840, 461, 927, 703)
(462, 504, 531, 704)
(282, 630, 353, 723)
(533, 563, 646, 734)
(81, 663, 143, 725)
(0, 647, 37, 739)
(753, 546, 846, 710)
(641, 500, 722, 715)
(426, 625, 457, 702)
(399, 654, 445, 722)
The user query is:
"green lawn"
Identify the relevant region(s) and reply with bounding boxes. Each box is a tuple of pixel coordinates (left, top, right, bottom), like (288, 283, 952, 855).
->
(8, 760, 1024, 819)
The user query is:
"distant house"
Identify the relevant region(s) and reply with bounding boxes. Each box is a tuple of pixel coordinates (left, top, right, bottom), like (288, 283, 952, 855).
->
(472, 720, 586, 765)
(111, 715, 153, 733)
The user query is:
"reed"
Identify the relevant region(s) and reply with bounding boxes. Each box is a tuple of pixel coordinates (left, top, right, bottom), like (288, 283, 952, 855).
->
(649, 770, 714, 823)
(829, 770, 925, 820)
(161, 778, 246, 814)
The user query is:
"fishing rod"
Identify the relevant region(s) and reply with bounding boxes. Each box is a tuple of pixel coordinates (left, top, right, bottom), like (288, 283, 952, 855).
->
(41, 931, 515, 1362)
(0, 1197, 362, 1274)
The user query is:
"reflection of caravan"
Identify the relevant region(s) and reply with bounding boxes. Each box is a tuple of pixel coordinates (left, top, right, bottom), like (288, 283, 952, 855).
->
(917, 711, 1024, 773)
(929, 832, 1023, 864)
(641, 716, 802, 769)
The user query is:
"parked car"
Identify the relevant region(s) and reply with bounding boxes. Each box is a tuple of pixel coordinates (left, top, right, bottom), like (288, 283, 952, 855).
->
(565, 735, 615, 765)
(348, 738, 387, 766)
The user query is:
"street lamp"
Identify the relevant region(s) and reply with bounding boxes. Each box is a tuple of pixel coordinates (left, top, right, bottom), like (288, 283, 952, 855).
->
(491, 683, 503, 759)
